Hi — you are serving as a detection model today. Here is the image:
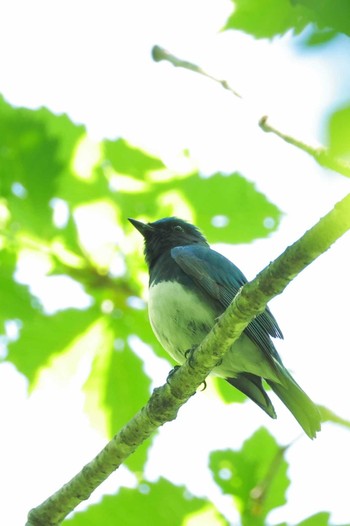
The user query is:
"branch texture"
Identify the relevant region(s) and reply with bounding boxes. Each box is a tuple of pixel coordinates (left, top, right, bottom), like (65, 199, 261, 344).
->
(27, 192, 350, 525)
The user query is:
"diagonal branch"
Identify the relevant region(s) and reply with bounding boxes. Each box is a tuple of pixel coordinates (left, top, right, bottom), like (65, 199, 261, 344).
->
(152, 45, 350, 178)
(26, 192, 350, 526)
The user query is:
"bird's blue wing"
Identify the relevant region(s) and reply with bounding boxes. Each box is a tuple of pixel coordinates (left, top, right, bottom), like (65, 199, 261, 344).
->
(171, 245, 244, 306)
(171, 245, 283, 362)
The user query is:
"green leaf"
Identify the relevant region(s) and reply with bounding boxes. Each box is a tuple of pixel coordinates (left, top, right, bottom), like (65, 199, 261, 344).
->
(104, 138, 166, 179)
(7, 307, 98, 384)
(104, 340, 151, 472)
(223, 0, 309, 39)
(223, 0, 350, 40)
(56, 157, 111, 208)
(64, 478, 229, 526)
(209, 428, 289, 526)
(117, 171, 281, 243)
(296, 512, 331, 526)
(302, 27, 338, 46)
(0, 95, 84, 239)
(296, 0, 350, 37)
(327, 104, 350, 162)
(84, 308, 154, 473)
(178, 172, 281, 243)
(0, 252, 34, 332)
(117, 304, 169, 362)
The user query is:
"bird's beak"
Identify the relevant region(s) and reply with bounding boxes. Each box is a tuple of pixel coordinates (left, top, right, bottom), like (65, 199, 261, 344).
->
(128, 218, 153, 237)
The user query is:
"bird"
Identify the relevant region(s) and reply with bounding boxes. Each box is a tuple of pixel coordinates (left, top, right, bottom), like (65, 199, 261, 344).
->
(129, 216, 321, 438)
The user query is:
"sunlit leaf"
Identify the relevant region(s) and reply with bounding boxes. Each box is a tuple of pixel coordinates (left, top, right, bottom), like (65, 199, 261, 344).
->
(84, 307, 154, 472)
(297, 0, 350, 37)
(327, 104, 350, 162)
(64, 478, 228, 526)
(117, 305, 169, 362)
(104, 339, 151, 472)
(296, 512, 332, 526)
(178, 172, 281, 243)
(223, 0, 350, 39)
(209, 428, 289, 525)
(223, 0, 309, 39)
(104, 138, 166, 179)
(276, 511, 349, 526)
(114, 170, 281, 243)
(0, 252, 34, 332)
(302, 27, 338, 46)
(56, 163, 111, 208)
(0, 95, 83, 239)
(7, 307, 99, 384)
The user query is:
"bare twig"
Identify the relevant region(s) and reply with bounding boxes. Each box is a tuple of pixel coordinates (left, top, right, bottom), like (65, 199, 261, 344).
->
(152, 45, 350, 178)
(152, 45, 242, 98)
(259, 116, 350, 178)
(250, 444, 288, 516)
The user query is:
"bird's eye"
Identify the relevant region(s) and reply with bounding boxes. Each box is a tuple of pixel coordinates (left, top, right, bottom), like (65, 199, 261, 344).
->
(173, 225, 184, 232)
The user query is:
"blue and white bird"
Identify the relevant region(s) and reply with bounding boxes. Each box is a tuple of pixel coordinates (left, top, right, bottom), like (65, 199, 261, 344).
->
(129, 216, 321, 438)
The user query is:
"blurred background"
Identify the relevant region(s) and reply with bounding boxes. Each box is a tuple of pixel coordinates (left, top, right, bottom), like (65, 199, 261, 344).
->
(0, 1, 350, 525)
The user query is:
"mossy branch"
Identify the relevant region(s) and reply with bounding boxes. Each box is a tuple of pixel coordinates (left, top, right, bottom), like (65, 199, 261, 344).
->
(26, 192, 350, 526)
(152, 45, 350, 178)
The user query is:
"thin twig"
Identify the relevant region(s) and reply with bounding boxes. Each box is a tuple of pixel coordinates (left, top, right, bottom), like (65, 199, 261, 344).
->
(152, 45, 242, 98)
(250, 444, 288, 516)
(152, 45, 350, 178)
(259, 116, 350, 178)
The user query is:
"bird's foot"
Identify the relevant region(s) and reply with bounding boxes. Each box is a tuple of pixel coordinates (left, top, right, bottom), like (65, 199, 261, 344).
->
(184, 346, 198, 367)
(184, 346, 207, 391)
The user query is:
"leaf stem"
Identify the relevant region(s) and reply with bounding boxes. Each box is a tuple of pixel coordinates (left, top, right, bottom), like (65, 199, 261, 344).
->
(259, 116, 350, 177)
(152, 45, 350, 178)
(152, 45, 242, 99)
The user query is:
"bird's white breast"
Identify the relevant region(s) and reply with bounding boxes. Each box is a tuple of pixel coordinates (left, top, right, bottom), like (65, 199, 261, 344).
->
(148, 280, 281, 382)
(148, 280, 216, 364)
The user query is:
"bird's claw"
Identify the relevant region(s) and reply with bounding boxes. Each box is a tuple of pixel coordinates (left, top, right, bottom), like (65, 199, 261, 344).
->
(184, 346, 207, 391)
(184, 346, 198, 368)
(167, 347, 207, 391)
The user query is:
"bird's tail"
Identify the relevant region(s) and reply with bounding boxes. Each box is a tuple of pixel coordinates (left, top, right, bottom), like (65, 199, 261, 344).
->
(226, 373, 277, 419)
(267, 369, 321, 439)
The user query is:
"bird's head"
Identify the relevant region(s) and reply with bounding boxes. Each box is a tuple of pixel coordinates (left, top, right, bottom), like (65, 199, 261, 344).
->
(128, 217, 209, 268)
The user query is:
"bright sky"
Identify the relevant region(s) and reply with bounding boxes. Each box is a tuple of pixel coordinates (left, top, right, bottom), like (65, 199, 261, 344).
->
(1, 1, 350, 525)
